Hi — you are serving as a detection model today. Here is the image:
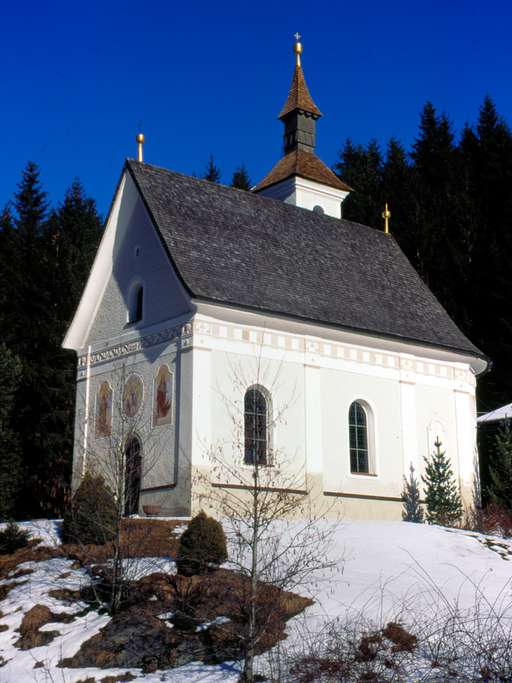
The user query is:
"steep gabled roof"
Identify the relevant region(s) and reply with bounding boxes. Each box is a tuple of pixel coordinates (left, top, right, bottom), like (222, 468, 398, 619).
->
(254, 149, 352, 192)
(279, 64, 322, 118)
(126, 159, 484, 360)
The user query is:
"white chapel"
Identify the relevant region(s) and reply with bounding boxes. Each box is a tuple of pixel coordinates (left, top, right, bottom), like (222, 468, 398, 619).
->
(63, 37, 488, 519)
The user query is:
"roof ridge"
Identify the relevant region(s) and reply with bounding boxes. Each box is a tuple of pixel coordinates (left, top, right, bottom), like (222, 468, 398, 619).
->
(127, 159, 374, 239)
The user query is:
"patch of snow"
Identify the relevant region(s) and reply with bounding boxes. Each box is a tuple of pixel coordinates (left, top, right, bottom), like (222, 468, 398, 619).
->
(107, 556, 176, 580)
(196, 616, 231, 632)
(3, 519, 512, 682)
(158, 610, 175, 620)
(0, 518, 62, 547)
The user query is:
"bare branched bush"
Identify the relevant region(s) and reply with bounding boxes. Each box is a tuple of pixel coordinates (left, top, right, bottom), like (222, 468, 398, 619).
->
(277, 565, 512, 682)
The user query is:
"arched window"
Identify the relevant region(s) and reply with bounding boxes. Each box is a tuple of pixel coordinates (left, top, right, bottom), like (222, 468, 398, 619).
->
(128, 283, 143, 323)
(349, 401, 369, 474)
(244, 386, 270, 466)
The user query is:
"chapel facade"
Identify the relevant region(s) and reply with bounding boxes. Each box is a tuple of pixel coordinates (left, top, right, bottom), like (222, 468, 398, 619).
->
(63, 38, 487, 519)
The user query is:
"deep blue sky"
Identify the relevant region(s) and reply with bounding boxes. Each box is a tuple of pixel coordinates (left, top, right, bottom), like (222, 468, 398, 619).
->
(2, 0, 512, 217)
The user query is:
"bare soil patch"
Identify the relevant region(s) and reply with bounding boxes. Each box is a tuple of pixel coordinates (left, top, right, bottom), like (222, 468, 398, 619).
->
(60, 568, 311, 671)
(0, 580, 27, 601)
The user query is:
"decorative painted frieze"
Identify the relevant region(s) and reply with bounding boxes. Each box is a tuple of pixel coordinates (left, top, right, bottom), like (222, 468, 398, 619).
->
(77, 317, 476, 389)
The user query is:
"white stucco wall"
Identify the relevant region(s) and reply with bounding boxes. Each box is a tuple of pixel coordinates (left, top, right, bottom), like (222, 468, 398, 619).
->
(185, 307, 479, 519)
(257, 176, 349, 218)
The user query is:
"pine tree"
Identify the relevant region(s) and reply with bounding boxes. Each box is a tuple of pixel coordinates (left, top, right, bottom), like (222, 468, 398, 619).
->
(4, 168, 102, 518)
(334, 138, 384, 226)
(401, 463, 424, 523)
(0, 345, 23, 519)
(202, 155, 221, 183)
(31, 179, 102, 517)
(6, 163, 51, 517)
(381, 138, 416, 264)
(422, 439, 463, 526)
(468, 96, 512, 410)
(488, 419, 512, 512)
(0, 206, 17, 338)
(11, 162, 49, 353)
(46, 179, 103, 318)
(231, 164, 251, 190)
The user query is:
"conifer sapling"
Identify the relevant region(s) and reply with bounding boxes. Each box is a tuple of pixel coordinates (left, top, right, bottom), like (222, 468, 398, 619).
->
(422, 438, 463, 526)
(401, 463, 424, 523)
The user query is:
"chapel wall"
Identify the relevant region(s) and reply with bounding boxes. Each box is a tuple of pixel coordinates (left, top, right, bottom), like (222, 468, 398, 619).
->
(72, 336, 192, 517)
(186, 314, 479, 521)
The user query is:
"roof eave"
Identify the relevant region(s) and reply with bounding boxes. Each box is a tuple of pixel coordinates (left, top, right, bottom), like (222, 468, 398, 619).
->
(191, 294, 489, 373)
(254, 171, 352, 194)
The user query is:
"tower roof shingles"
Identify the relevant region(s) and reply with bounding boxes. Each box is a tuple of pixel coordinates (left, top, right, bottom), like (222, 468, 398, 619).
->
(253, 149, 352, 192)
(279, 64, 322, 119)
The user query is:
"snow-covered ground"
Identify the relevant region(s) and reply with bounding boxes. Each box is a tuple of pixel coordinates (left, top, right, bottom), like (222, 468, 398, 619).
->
(1, 520, 511, 682)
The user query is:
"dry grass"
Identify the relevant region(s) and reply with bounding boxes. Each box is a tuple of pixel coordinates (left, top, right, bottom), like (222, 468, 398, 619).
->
(63, 518, 183, 567)
(0, 518, 183, 585)
(15, 603, 75, 649)
(0, 541, 61, 580)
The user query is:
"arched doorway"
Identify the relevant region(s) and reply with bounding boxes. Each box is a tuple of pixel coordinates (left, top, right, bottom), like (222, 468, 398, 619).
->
(124, 435, 142, 516)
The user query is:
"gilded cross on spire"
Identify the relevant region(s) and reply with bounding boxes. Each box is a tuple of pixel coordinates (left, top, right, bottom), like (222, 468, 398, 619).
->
(382, 203, 391, 234)
(294, 32, 303, 66)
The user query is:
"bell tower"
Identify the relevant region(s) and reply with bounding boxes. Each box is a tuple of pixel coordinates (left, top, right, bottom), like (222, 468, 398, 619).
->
(279, 33, 322, 155)
(254, 35, 351, 219)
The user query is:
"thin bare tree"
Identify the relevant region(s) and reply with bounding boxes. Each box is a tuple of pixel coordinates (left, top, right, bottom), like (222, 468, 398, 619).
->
(72, 363, 166, 614)
(195, 351, 342, 683)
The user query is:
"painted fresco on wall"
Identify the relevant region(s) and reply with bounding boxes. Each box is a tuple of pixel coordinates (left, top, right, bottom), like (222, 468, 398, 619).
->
(123, 374, 144, 417)
(154, 365, 173, 426)
(96, 382, 112, 437)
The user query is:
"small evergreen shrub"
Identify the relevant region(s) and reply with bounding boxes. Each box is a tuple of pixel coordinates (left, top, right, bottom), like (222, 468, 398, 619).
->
(401, 463, 424, 523)
(62, 473, 117, 545)
(0, 521, 30, 555)
(422, 439, 462, 527)
(176, 511, 227, 576)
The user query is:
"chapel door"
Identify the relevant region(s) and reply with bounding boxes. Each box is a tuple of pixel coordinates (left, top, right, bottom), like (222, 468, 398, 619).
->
(124, 436, 142, 516)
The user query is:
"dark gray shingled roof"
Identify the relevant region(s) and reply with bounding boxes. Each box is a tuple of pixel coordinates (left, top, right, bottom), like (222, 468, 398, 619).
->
(126, 159, 483, 359)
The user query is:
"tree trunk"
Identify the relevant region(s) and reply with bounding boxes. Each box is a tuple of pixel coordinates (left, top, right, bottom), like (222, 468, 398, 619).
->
(242, 465, 260, 683)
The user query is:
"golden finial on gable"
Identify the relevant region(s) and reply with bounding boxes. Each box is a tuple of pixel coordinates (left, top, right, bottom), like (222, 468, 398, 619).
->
(136, 132, 145, 163)
(382, 203, 391, 234)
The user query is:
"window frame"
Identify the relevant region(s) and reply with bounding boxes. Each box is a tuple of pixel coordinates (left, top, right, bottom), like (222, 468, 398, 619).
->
(127, 280, 144, 325)
(243, 384, 272, 467)
(348, 399, 376, 476)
